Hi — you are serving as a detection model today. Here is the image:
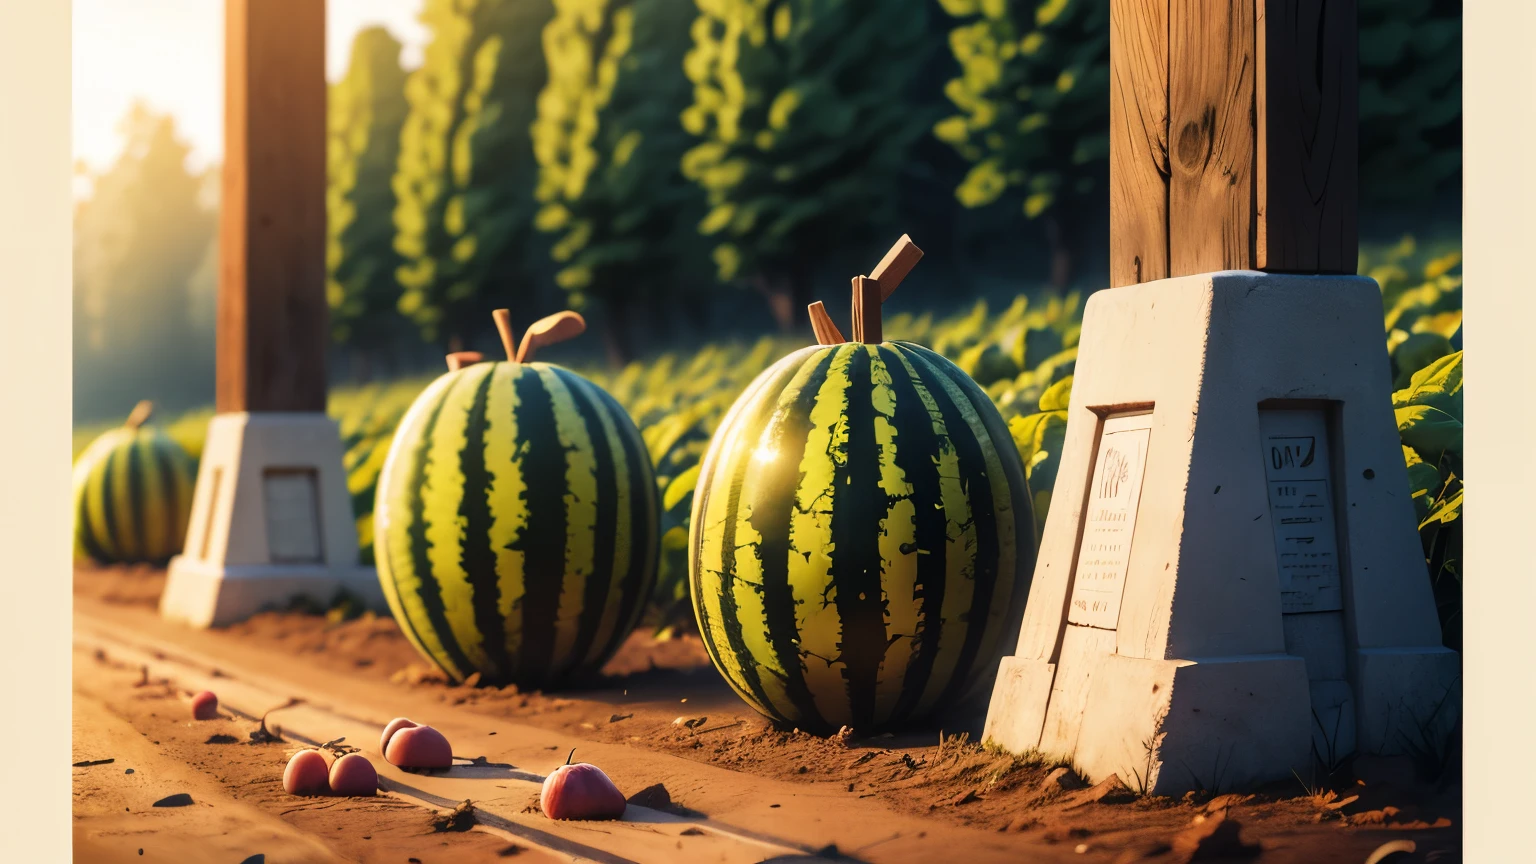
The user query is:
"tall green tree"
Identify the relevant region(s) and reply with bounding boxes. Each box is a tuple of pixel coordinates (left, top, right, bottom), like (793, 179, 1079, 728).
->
(73, 103, 216, 422)
(393, 0, 556, 350)
(681, 0, 935, 331)
(531, 0, 702, 365)
(933, 0, 1108, 290)
(329, 26, 412, 380)
(1359, 0, 1461, 219)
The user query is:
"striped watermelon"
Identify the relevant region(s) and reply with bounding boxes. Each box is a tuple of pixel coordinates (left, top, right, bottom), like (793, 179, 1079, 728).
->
(374, 312, 660, 689)
(72, 401, 197, 565)
(688, 241, 1034, 734)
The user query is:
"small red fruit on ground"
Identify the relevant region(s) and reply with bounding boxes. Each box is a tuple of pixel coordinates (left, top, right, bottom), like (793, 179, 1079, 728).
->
(190, 690, 219, 721)
(328, 753, 378, 797)
(380, 717, 417, 753)
(541, 749, 626, 821)
(384, 724, 452, 769)
(283, 749, 330, 796)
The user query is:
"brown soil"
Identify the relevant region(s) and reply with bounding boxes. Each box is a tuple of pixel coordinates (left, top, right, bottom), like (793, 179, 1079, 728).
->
(73, 564, 1464, 862)
(73, 643, 561, 863)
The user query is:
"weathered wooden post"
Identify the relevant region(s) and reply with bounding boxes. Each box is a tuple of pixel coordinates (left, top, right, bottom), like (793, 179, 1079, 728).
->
(982, 0, 1459, 795)
(162, 0, 381, 627)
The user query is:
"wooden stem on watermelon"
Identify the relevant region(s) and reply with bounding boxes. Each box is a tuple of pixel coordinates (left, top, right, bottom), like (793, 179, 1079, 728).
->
(446, 351, 484, 372)
(124, 400, 154, 431)
(851, 276, 882, 343)
(846, 235, 924, 344)
(515, 311, 587, 363)
(807, 301, 846, 345)
(870, 234, 924, 300)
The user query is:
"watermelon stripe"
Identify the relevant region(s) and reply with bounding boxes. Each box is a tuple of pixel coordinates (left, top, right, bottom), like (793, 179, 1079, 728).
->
(457, 369, 512, 681)
(136, 438, 166, 561)
(882, 346, 954, 724)
(125, 442, 148, 561)
(76, 474, 110, 561)
(537, 368, 601, 672)
(737, 349, 837, 725)
(920, 345, 1030, 704)
(426, 368, 494, 672)
(378, 374, 469, 675)
(577, 379, 645, 670)
(557, 369, 620, 680)
(509, 365, 570, 685)
(704, 350, 831, 722)
(97, 447, 123, 560)
(906, 349, 1002, 714)
(152, 441, 183, 556)
(485, 364, 529, 670)
(402, 385, 477, 681)
(691, 355, 800, 713)
(827, 347, 891, 728)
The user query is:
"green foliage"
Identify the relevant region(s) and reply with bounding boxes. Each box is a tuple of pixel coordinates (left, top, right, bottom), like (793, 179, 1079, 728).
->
(679, 0, 934, 294)
(934, 0, 1108, 221)
(98, 236, 1466, 645)
(328, 27, 412, 354)
(1359, 0, 1461, 211)
(531, 0, 701, 338)
(1393, 350, 1462, 651)
(393, 0, 556, 347)
(73, 104, 217, 423)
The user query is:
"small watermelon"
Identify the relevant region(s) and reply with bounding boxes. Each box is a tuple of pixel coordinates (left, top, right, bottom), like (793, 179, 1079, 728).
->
(374, 310, 660, 689)
(72, 401, 197, 565)
(689, 237, 1035, 734)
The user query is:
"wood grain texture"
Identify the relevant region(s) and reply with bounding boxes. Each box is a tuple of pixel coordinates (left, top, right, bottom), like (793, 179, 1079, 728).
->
(1168, 0, 1257, 276)
(1109, 0, 1171, 288)
(869, 235, 924, 300)
(807, 301, 846, 345)
(1257, 0, 1357, 273)
(218, 0, 329, 413)
(851, 276, 882, 344)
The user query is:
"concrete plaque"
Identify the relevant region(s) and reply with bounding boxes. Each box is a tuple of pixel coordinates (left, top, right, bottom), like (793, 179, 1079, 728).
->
(264, 468, 324, 564)
(1259, 408, 1343, 613)
(1067, 412, 1153, 629)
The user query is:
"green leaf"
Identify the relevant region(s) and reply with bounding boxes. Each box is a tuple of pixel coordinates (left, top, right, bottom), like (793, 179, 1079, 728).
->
(664, 464, 702, 512)
(1038, 375, 1072, 412)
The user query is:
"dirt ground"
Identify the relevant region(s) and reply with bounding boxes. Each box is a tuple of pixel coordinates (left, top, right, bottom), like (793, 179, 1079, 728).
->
(73, 564, 1464, 863)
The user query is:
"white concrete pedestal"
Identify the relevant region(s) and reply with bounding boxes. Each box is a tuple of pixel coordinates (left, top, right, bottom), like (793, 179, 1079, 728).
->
(981, 271, 1460, 796)
(161, 412, 384, 628)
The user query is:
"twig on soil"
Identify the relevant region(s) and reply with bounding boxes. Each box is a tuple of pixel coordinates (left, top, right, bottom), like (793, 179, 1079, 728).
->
(431, 800, 478, 833)
(72, 758, 115, 768)
(319, 736, 360, 757)
(249, 697, 303, 744)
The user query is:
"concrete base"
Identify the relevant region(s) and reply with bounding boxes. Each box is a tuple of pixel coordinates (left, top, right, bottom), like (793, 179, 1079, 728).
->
(981, 271, 1461, 796)
(160, 558, 383, 629)
(160, 412, 386, 629)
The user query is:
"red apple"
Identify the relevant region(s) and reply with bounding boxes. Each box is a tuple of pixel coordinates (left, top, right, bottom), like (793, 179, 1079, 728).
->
(190, 690, 219, 721)
(380, 717, 417, 753)
(540, 749, 626, 821)
(328, 753, 378, 797)
(384, 724, 452, 769)
(283, 750, 330, 796)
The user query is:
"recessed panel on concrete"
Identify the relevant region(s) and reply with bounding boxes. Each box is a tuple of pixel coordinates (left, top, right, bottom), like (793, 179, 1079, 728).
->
(1259, 408, 1343, 614)
(1068, 412, 1153, 630)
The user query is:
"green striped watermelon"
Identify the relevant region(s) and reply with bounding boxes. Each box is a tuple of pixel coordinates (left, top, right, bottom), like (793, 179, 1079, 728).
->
(72, 401, 197, 565)
(374, 312, 660, 689)
(688, 243, 1034, 734)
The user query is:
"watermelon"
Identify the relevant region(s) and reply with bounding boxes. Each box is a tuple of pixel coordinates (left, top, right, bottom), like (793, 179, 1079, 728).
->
(688, 240, 1035, 734)
(374, 311, 660, 689)
(72, 401, 197, 565)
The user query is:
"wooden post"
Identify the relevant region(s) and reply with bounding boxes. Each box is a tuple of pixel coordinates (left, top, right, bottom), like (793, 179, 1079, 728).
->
(217, 0, 329, 412)
(1109, 0, 1358, 287)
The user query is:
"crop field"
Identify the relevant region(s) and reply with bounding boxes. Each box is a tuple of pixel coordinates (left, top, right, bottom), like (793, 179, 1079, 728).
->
(72, 237, 1465, 643)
